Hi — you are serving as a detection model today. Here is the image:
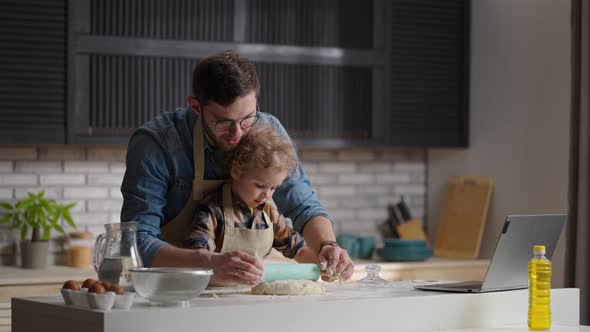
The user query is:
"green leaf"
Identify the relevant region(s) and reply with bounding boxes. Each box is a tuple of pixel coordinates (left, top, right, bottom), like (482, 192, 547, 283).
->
(64, 213, 76, 229)
(42, 227, 51, 240)
(54, 224, 65, 234)
(0, 202, 13, 210)
(4, 191, 79, 242)
(50, 214, 60, 227)
(0, 214, 12, 224)
(64, 203, 77, 210)
(20, 224, 28, 241)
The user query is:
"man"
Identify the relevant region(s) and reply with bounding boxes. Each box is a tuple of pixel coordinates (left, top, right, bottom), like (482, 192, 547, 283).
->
(121, 50, 353, 286)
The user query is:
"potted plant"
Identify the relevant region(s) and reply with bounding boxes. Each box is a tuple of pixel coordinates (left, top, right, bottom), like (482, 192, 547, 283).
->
(0, 191, 76, 269)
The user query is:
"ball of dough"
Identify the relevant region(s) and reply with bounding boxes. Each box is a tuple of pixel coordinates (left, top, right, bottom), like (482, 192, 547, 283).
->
(251, 280, 326, 295)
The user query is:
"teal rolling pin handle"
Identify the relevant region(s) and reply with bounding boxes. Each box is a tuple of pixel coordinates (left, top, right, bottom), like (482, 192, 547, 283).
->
(263, 263, 321, 282)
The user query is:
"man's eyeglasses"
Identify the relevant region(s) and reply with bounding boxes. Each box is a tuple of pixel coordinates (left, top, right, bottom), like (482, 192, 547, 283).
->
(208, 105, 259, 132)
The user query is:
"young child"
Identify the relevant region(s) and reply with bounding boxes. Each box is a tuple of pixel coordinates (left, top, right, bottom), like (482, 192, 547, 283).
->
(183, 123, 309, 261)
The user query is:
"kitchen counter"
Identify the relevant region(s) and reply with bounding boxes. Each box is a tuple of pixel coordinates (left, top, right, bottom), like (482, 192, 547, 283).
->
(0, 265, 96, 332)
(0, 265, 96, 304)
(0, 258, 488, 331)
(0, 265, 96, 289)
(422, 325, 590, 332)
(347, 257, 489, 281)
(11, 286, 579, 332)
(0, 258, 489, 288)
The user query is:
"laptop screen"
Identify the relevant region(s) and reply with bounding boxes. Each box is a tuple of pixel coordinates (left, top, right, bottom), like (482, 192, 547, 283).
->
(480, 214, 566, 290)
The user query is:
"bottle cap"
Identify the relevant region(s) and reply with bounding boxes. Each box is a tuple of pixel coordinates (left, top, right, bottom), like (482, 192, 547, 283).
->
(533, 245, 546, 254)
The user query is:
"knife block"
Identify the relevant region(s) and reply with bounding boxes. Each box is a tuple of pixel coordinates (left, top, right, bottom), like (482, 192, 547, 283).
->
(395, 219, 427, 241)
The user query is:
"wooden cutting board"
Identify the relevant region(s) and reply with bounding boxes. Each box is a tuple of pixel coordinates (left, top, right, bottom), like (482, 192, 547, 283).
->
(434, 176, 493, 259)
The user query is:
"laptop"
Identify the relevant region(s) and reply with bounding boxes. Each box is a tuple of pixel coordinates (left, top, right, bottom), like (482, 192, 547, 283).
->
(414, 214, 566, 293)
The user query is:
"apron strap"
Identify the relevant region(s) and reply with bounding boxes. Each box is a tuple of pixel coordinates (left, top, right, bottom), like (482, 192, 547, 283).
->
(261, 210, 273, 256)
(261, 210, 272, 230)
(161, 113, 224, 246)
(222, 182, 235, 228)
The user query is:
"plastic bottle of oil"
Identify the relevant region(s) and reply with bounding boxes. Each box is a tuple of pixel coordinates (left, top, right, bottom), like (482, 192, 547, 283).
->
(528, 245, 552, 330)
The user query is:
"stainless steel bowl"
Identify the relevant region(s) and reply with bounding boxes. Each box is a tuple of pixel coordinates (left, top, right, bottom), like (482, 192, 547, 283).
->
(129, 267, 213, 306)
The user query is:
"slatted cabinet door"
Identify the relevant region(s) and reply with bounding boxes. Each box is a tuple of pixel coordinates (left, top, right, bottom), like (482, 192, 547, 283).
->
(0, 0, 68, 144)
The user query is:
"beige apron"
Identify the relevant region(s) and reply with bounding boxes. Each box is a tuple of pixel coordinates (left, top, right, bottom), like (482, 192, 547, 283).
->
(161, 114, 274, 258)
(160, 113, 225, 246)
(219, 182, 274, 258)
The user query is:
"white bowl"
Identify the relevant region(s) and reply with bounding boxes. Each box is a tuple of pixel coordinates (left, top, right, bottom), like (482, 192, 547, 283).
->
(86, 291, 115, 310)
(129, 268, 212, 306)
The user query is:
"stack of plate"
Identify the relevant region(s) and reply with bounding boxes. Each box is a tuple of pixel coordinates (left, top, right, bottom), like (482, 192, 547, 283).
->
(377, 239, 433, 262)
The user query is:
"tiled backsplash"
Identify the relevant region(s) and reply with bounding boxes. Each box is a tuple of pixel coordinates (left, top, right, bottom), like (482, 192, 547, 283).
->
(0, 146, 426, 265)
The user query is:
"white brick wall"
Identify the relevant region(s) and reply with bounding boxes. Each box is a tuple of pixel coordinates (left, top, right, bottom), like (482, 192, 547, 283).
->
(0, 146, 427, 266)
(15, 161, 62, 173)
(88, 174, 123, 186)
(15, 187, 61, 200)
(0, 174, 38, 186)
(0, 162, 13, 172)
(110, 162, 126, 174)
(87, 199, 123, 212)
(64, 161, 109, 173)
(318, 162, 357, 173)
(110, 187, 123, 199)
(0, 188, 13, 200)
(40, 174, 85, 186)
(64, 187, 109, 199)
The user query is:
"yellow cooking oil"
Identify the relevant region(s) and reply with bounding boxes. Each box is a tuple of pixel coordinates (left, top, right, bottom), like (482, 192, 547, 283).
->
(528, 245, 551, 330)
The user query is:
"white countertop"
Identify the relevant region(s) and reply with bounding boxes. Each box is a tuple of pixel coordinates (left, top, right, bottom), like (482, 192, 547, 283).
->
(422, 325, 590, 332)
(10, 285, 579, 332)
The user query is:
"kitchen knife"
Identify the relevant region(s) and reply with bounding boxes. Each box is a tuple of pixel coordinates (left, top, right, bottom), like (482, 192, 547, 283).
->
(397, 196, 413, 221)
(263, 263, 321, 282)
(391, 203, 406, 225)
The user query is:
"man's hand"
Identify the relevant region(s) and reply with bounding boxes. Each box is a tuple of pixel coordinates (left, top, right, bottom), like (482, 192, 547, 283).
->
(208, 250, 264, 285)
(318, 244, 354, 281)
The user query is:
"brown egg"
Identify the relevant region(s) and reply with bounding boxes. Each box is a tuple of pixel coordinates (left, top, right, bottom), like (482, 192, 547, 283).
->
(62, 280, 80, 291)
(106, 284, 124, 295)
(101, 281, 113, 290)
(81, 278, 99, 289)
(88, 283, 106, 294)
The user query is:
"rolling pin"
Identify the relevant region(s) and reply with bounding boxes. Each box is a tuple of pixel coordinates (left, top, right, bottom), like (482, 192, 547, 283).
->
(263, 263, 321, 282)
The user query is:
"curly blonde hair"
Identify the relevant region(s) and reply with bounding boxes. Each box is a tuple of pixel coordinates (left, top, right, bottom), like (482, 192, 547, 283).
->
(228, 123, 298, 177)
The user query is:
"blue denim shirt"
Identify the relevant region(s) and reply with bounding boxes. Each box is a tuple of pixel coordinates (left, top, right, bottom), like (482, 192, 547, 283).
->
(121, 106, 332, 266)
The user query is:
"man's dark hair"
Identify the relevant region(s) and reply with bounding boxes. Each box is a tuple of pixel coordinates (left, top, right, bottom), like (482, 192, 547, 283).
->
(192, 50, 260, 106)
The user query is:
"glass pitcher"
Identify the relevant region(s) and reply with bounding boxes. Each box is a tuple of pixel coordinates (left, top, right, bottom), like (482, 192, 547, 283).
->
(93, 222, 143, 290)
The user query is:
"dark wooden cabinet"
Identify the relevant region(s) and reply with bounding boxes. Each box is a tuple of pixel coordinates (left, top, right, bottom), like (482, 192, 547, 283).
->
(0, 0, 68, 144)
(0, 0, 469, 147)
(386, 0, 469, 147)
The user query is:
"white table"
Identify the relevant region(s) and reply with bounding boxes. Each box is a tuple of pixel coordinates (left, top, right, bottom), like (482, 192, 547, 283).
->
(423, 325, 590, 332)
(10, 282, 579, 332)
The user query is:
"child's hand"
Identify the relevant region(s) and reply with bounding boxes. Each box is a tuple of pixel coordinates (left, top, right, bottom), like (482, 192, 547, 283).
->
(209, 250, 264, 285)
